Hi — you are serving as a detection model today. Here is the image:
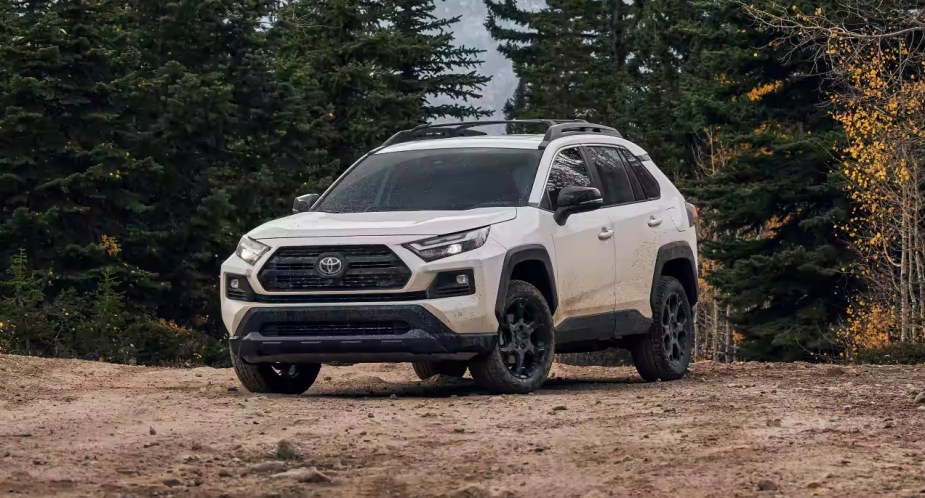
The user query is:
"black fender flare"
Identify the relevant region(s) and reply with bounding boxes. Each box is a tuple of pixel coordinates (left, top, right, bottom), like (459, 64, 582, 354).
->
(495, 244, 558, 322)
(651, 241, 699, 310)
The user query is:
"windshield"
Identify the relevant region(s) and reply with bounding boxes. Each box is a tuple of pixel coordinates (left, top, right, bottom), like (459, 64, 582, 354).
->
(314, 148, 542, 213)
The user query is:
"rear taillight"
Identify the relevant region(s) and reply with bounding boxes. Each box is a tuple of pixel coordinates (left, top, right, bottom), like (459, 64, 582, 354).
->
(685, 202, 698, 227)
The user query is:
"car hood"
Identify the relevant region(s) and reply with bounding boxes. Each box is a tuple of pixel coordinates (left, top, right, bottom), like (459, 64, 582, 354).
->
(247, 208, 518, 240)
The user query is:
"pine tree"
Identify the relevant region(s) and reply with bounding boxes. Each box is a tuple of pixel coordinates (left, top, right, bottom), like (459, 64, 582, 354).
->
(485, 0, 606, 120)
(273, 0, 415, 171)
(485, 0, 697, 176)
(679, 0, 852, 360)
(119, 0, 335, 332)
(0, 0, 161, 294)
(385, 0, 492, 122)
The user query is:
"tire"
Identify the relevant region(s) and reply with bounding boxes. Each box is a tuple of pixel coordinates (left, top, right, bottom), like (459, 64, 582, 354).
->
(630, 276, 693, 382)
(412, 361, 468, 380)
(230, 352, 321, 395)
(469, 280, 555, 394)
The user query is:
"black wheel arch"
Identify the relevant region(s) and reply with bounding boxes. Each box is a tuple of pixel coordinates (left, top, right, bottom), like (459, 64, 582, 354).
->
(495, 245, 558, 322)
(651, 241, 699, 311)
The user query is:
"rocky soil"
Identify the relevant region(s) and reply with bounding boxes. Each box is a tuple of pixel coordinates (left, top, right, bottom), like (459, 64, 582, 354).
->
(1, 355, 924, 497)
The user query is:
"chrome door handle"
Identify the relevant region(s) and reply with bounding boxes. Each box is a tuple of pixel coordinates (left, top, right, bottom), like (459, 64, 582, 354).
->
(647, 216, 663, 227)
(598, 228, 615, 240)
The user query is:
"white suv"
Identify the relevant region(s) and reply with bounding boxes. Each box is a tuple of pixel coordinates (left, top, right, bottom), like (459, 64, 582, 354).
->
(220, 120, 698, 394)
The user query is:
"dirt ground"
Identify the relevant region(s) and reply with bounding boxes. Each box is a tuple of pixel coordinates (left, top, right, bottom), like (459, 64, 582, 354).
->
(1, 355, 924, 498)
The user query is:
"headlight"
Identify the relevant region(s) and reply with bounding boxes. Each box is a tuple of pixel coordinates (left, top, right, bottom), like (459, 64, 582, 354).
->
(235, 236, 270, 265)
(404, 227, 490, 262)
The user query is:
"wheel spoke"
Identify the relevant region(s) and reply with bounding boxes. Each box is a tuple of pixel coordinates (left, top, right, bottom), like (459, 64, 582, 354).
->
(514, 350, 526, 377)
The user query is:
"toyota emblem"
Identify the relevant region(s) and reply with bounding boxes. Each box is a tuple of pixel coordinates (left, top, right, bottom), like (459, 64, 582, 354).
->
(316, 254, 345, 277)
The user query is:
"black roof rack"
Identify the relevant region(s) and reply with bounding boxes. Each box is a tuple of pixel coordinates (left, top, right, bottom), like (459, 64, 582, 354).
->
(378, 119, 623, 149)
(539, 122, 622, 147)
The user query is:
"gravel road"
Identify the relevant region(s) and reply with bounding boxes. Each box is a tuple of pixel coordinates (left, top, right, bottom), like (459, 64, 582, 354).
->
(1, 355, 924, 497)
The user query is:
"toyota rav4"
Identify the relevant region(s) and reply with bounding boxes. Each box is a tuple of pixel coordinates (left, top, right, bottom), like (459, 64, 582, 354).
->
(221, 120, 698, 394)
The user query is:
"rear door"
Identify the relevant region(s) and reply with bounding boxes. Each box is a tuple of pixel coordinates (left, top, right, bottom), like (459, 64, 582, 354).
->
(584, 145, 662, 319)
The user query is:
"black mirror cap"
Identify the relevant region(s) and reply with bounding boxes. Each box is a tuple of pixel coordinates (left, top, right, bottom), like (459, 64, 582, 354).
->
(554, 186, 603, 225)
(292, 193, 320, 213)
(557, 186, 603, 209)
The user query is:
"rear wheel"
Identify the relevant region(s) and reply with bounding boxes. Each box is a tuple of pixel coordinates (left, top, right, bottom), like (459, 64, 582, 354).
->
(412, 360, 468, 380)
(469, 280, 555, 394)
(230, 353, 321, 394)
(630, 276, 693, 381)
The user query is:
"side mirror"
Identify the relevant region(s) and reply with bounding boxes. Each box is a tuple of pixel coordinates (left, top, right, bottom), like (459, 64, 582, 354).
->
(554, 186, 603, 225)
(292, 193, 320, 213)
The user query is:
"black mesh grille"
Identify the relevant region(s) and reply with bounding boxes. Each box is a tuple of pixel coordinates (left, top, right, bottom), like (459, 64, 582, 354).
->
(261, 321, 411, 337)
(258, 245, 411, 291)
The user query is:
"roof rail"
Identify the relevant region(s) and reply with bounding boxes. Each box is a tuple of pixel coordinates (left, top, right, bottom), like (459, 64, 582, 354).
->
(539, 123, 623, 148)
(379, 119, 592, 148)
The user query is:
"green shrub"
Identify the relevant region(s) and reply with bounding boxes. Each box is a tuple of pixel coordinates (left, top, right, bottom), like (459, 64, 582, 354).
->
(0, 249, 226, 366)
(855, 343, 925, 365)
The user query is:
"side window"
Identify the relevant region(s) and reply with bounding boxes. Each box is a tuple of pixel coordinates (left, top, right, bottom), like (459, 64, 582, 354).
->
(544, 147, 592, 209)
(585, 146, 636, 205)
(621, 150, 661, 200)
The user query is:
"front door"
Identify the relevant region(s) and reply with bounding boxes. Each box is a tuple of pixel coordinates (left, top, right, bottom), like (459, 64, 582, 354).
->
(542, 146, 617, 334)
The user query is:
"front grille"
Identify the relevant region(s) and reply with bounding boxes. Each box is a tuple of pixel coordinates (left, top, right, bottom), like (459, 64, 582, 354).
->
(254, 291, 427, 304)
(258, 245, 411, 291)
(261, 321, 412, 337)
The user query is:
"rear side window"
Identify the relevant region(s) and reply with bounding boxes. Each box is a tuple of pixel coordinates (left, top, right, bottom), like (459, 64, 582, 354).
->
(585, 146, 635, 205)
(544, 147, 592, 209)
(621, 150, 660, 200)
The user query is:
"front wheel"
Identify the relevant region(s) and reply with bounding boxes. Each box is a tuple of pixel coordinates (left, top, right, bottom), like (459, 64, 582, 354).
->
(231, 353, 321, 394)
(630, 276, 693, 382)
(469, 280, 555, 394)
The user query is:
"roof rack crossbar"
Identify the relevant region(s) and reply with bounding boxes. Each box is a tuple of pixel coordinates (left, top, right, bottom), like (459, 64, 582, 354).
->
(379, 119, 594, 148)
(539, 123, 623, 147)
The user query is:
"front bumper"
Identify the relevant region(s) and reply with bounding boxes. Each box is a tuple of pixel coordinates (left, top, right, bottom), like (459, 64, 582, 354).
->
(230, 305, 497, 363)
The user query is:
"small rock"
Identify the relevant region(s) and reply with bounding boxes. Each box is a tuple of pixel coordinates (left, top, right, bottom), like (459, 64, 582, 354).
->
(757, 479, 778, 491)
(389, 394, 398, 400)
(806, 482, 823, 490)
(143, 442, 159, 449)
(552, 405, 567, 411)
(914, 392, 925, 406)
(227, 387, 239, 393)
(367, 413, 375, 418)
(218, 469, 233, 478)
(884, 422, 895, 429)
(163, 478, 184, 487)
(453, 428, 466, 433)
(149, 427, 157, 436)
(766, 418, 782, 428)
(271, 467, 332, 483)
(274, 440, 300, 460)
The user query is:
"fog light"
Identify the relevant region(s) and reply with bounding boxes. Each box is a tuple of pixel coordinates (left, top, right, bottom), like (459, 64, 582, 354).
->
(230, 278, 241, 289)
(456, 274, 469, 285)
